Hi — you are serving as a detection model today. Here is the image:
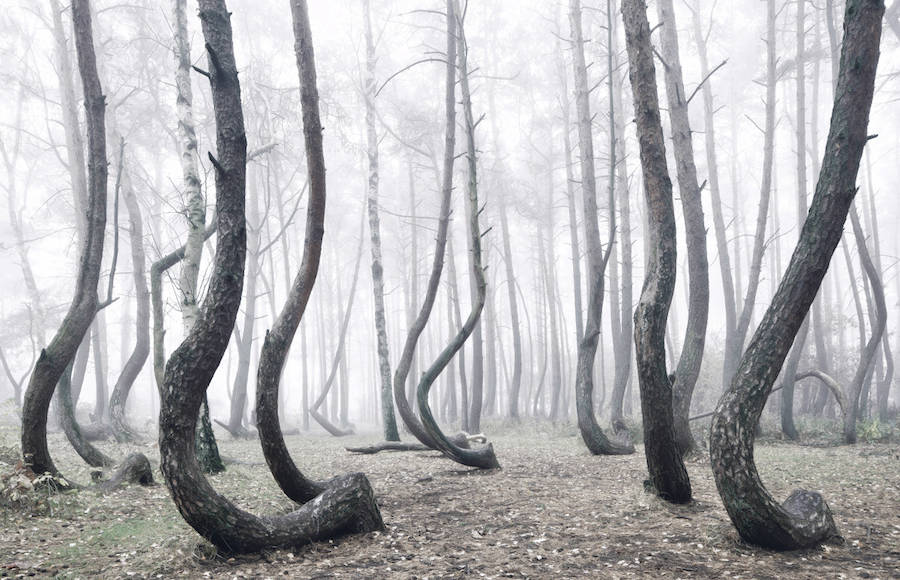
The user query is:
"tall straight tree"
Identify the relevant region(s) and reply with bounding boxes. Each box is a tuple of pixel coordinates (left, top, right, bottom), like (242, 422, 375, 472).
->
(621, 0, 692, 502)
(656, 0, 709, 457)
(21, 0, 106, 480)
(569, 0, 634, 456)
(709, 0, 882, 549)
(161, 0, 382, 552)
(362, 0, 399, 442)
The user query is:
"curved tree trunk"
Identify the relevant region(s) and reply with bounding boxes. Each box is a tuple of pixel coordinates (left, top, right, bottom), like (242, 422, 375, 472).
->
(843, 206, 887, 443)
(390, 0, 459, 450)
(160, 0, 382, 552)
(569, 0, 634, 456)
(709, 0, 882, 549)
(172, 0, 224, 474)
(415, 3, 499, 470)
(622, 0, 692, 503)
(109, 154, 149, 443)
(794, 370, 847, 422)
(21, 0, 106, 481)
(656, 0, 709, 458)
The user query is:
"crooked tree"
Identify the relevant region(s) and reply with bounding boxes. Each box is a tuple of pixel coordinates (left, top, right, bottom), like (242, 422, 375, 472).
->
(159, 0, 382, 552)
(709, 0, 883, 549)
(622, 0, 692, 503)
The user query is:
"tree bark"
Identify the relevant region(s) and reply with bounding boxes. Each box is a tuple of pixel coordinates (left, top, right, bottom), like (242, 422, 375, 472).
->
(656, 0, 709, 457)
(709, 0, 882, 548)
(160, 0, 382, 552)
(21, 0, 106, 481)
(362, 0, 400, 442)
(570, 0, 634, 455)
(622, 0, 692, 502)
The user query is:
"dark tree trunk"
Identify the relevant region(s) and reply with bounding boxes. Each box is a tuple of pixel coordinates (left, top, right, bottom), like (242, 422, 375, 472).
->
(656, 0, 709, 457)
(21, 0, 107, 482)
(569, 0, 634, 455)
(622, 0, 692, 503)
(709, 0, 882, 549)
(159, 0, 382, 553)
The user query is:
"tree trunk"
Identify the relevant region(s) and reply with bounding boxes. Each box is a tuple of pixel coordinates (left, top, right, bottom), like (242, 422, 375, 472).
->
(390, 1, 458, 448)
(108, 149, 148, 443)
(21, 0, 106, 481)
(227, 179, 260, 437)
(362, 0, 399, 442)
(709, 0, 882, 548)
(447, 233, 470, 432)
(569, 0, 633, 455)
(779, 0, 813, 442)
(415, 3, 499, 470)
(656, 0, 709, 457)
(610, 13, 634, 429)
(622, 0, 692, 502)
(161, 0, 382, 552)
(843, 205, 887, 443)
(499, 203, 523, 420)
(172, 0, 223, 473)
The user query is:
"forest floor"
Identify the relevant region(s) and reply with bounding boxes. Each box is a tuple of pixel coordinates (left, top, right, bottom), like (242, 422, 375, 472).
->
(0, 420, 898, 579)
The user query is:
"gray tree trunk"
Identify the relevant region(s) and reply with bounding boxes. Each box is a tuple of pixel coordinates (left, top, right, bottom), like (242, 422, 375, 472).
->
(656, 0, 710, 457)
(570, 0, 633, 455)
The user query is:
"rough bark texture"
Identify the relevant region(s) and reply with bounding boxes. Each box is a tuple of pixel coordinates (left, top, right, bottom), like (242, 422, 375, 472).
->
(569, 0, 633, 456)
(414, 3, 499, 471)
(390, 0, 458, 450)
(657, 0, 709, 458)
(709, 0, 882, 549)
(362, 0, 400, 442)
(159, 0, 382, 552)
(21, 0, 106, 481)
(622, 0, 692, 502)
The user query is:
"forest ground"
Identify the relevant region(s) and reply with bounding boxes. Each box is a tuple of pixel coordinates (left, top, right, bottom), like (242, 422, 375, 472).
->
(0, 419, 898, 579)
